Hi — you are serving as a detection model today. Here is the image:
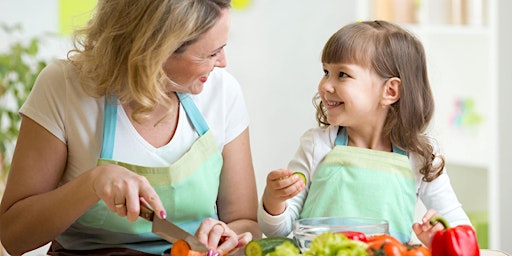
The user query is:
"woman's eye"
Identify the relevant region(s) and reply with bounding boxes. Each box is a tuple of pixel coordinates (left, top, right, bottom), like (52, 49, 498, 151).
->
(209, 48, 224, 58)
(339, 72, 349, 78)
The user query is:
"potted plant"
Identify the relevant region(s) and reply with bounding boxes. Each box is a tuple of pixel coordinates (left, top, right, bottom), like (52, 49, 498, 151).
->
(0, 23, 47, 193)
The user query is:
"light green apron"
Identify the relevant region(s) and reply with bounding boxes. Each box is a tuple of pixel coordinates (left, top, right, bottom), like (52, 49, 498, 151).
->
(53, 93, 223, 255)
(300, 127, 416, 242)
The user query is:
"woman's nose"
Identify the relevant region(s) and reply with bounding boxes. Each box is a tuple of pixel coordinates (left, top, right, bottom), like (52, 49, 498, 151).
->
(215, 50, 227, 68)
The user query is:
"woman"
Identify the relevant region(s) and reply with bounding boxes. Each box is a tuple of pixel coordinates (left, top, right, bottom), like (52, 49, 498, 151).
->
(0, 0, 260, 255)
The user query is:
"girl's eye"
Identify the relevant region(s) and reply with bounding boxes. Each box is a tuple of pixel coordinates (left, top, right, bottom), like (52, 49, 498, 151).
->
(339, 72, 349, 78)
(323, 69, 329, 76)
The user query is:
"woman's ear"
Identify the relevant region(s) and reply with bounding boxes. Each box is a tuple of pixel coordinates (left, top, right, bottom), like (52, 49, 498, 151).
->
(381, 77, 401, 106)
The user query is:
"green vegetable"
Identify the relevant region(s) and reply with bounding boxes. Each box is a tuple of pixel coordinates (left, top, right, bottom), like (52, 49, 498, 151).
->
(305, 231, 368, 256)
(266, 241, 301, 256)
(245, 237, 298, 256)
(267, 232, 368, 256)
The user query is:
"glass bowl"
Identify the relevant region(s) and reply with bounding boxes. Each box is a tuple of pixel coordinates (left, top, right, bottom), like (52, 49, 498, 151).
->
(292, 216, 389, 252)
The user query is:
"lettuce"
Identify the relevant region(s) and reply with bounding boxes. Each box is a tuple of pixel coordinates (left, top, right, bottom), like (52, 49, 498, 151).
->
(268, 232, 368, 256)
(305, 231, 368, 256)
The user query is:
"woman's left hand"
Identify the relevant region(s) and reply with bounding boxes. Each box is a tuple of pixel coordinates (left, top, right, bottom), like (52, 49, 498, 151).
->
(195, 218, 251, 255)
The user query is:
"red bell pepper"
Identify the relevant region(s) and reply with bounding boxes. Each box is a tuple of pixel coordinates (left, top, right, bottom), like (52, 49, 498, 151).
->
(337, 231, 368, 242)
(429, 216, 480, 256)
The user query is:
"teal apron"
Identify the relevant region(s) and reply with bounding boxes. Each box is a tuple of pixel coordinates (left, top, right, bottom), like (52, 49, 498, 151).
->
(51, 93, 223, 255)
(300, 127, 416, 242)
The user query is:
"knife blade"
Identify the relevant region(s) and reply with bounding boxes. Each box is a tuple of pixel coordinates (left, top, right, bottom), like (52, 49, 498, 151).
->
(139, 203, 209, 252)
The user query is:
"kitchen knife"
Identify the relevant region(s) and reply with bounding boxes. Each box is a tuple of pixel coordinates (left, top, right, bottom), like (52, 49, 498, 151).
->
(139, 204, 210, 253)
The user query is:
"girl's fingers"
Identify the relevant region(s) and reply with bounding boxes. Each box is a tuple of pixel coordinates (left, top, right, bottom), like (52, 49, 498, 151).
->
(267, 169, 293, 182)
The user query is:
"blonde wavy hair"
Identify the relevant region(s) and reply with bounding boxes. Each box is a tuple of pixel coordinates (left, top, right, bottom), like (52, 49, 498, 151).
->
(314, 20, 444, 182)
(68, 0, 231, 123)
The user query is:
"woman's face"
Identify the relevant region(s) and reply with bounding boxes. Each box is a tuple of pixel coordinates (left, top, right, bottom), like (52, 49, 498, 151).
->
(163, 9, 230, 94)
(318, 63, 388, 129)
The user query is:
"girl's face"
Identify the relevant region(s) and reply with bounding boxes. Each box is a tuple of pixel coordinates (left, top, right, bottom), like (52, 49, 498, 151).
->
(163, 9, 230, 94)
(318, 63, 388, 129)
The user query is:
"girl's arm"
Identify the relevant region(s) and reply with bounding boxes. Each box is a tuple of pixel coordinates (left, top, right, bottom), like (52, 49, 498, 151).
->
(258, 127, 326, 237)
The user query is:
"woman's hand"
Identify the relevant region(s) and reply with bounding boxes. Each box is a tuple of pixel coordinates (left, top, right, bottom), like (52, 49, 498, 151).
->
(412, 209, 443, 248)
(261, 169, 305, 216)
(195, 218, 251, 255)
(91, 164, 166, 221)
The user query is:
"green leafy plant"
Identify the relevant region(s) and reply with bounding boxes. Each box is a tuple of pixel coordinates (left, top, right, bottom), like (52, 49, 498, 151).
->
(0, 23, 47, 184)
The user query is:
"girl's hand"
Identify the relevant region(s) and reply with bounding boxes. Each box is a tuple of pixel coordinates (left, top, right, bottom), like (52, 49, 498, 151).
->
(91, 164, 166, 222)
(412, 209, 443, 248)
(195, 218, 249, 255)
(261, 169, 305, 215)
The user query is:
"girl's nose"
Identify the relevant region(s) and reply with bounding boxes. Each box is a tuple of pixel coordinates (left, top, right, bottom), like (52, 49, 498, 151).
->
(319, 80, 335, 94)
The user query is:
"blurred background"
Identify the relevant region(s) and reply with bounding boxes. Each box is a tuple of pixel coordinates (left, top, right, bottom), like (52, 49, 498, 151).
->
(1, 0, 511, 253)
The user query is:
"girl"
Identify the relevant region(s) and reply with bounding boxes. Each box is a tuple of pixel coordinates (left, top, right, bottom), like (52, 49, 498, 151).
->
(258, 20, 472, 248)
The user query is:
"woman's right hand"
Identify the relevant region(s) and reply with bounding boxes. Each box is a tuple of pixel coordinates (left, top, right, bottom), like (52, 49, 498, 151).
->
(261, 168, 305, 216)
(91, 164, 166, 221)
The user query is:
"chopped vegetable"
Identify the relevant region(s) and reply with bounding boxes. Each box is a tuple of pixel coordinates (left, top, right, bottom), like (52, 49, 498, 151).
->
(366, 234, 406, 256)
(337, 231, 368, 242)
(245, 237, 298, 256)
(266, 241, 301, 256)
(293, 172, 307, 185)
(170, 239, 206, 256)
(304, 231, 368, 256)
(405, 243, 431, 256)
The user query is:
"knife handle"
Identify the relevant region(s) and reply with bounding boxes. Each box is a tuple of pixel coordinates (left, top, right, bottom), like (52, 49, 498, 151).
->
(139, 203, 155, 221)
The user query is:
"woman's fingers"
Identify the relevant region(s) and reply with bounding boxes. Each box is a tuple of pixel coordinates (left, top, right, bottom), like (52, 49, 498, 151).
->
(195, 218, 239, 254)
(93, 165, 165, 221)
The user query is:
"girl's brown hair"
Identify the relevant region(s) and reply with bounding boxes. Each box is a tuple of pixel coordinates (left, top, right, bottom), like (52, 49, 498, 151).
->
(69, 0, 231, 122)
(315, 20, 443, 182)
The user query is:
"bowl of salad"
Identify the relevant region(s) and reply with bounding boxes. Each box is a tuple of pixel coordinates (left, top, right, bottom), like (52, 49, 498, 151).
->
(293, 216, 389, 252)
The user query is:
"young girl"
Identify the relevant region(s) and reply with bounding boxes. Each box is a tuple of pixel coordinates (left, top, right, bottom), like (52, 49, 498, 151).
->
(258, 20, 472, 248)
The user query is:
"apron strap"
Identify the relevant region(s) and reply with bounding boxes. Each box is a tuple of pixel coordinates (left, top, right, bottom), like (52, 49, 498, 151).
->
(335, 126, 407, 156)
(176, 92, 209, 136)
(100, 93, 210, 159)
(100, 96, 118, 159)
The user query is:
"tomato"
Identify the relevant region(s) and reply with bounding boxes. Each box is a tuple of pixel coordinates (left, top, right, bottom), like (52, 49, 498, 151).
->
(337, 231, 368, 242)
(366, 234, 406, 256)
(405, 244, 431, 256)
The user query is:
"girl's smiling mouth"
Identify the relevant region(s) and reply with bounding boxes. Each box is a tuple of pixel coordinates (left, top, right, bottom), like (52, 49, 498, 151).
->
(324, 100, 343, 107)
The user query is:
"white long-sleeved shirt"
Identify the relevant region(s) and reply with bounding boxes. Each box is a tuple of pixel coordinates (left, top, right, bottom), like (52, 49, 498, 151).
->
(258, 125, 471, 238)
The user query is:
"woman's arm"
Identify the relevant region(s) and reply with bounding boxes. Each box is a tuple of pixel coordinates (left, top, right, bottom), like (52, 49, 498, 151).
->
(217, 128, 261, 238)
(0, 116, 165, 255)
(0, 116, 99, 254)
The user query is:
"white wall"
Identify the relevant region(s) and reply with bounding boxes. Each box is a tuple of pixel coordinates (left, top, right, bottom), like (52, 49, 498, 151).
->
(227, 0, 357, 196)
(496, 0, 512, 251)
(0, 0, 357, 198)
(0, 0, 70, 60)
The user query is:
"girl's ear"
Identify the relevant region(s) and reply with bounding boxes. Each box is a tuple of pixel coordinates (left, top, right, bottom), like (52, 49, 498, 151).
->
(382, 77, 401, 106)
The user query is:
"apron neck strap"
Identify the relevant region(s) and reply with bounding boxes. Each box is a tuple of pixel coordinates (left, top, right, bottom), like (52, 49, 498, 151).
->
(176, 92, 209, 136)
(100, 96, 118, 159)
(335, 126, 407, 156)
(100, 93, 209, 159)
